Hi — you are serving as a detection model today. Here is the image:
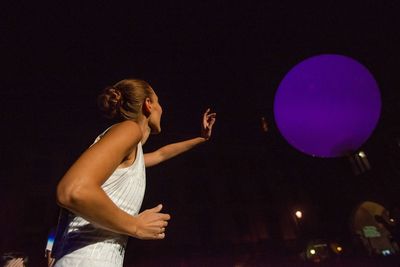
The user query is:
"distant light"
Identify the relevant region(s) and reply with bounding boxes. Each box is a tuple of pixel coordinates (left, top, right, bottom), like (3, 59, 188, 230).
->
(310, 249, 316, 255)
(330, 243, 343, 254)
(350, 150, 371, 175)
(295, 210, 303, 219)
(363, 225, 381, 238)
(390, 218, 395, 223)
(382, 249, 391, 256)
(261, 117, 269, 132)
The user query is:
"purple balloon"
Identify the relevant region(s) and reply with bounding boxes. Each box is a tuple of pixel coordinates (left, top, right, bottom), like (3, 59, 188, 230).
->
(274, 54, 381, 157)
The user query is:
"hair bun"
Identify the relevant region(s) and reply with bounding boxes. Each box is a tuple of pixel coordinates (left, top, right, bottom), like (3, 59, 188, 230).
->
(97, 87, 123, 119)
(97, 78, 154, 122)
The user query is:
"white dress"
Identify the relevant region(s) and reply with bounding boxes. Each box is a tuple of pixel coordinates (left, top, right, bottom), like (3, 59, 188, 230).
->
(53, 129, 146, 267)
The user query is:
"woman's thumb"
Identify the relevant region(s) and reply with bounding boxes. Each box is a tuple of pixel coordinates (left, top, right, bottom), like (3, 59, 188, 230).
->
(150, 204, 163, 212)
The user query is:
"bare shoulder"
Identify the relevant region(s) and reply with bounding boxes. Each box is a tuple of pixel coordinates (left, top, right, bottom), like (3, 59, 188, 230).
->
(112, 120, 143, 136)
(97, 120, 143, 149)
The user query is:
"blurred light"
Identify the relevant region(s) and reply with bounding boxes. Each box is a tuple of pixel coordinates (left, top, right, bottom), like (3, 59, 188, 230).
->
(349, 151, 371, 175)
(330, 243, 343, 254)
(260, 117, 268, 132)
(363, 225, 381, 238)
(295, 210, 303, 219)
(306, 241, 330, 262)
(390, 218, 395, 223)
(382, 250, 391, 256)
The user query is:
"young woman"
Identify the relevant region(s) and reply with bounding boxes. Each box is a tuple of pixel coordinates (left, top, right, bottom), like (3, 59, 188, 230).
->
(52, 79, 216, 267)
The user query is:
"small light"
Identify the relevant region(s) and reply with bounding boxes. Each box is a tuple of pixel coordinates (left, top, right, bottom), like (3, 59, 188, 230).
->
(358, 151, 366, 158)
(330, 243, 343, 254)
(310, 249, 316, 255)
(390, 218, 395, 223)
(295, 210, 303, 219)
(261, 117, 268, 132)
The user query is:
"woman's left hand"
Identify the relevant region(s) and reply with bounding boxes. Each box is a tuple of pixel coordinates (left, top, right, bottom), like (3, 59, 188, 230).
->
(201, 108, 217, 140)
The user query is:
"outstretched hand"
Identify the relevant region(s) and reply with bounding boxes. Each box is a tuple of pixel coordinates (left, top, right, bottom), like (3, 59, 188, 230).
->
(201, 108, 217, 140)
(133, 204, 170, 240)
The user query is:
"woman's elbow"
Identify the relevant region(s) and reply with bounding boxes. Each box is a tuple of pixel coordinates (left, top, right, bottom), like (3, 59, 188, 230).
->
(56, 183, 85, 209)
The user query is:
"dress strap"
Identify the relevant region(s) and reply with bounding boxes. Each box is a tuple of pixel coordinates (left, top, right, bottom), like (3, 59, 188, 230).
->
(91, 125, 114, 146)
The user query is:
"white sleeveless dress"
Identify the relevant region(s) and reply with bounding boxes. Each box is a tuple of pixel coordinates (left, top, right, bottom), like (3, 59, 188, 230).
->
(53, 129, 146, 267)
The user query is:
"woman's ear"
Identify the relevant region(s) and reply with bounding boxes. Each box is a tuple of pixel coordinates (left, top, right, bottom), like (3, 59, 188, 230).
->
(143, 97, 152, 117)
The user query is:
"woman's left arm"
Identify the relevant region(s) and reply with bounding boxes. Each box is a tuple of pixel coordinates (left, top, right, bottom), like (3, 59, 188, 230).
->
(144, 108, 216, 167)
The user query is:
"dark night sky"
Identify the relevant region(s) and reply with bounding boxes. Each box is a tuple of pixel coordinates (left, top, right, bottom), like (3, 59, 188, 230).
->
(1, 1, 400, 264)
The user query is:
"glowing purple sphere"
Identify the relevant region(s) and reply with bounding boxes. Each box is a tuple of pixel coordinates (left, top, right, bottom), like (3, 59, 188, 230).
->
(274, 54, 381, 157)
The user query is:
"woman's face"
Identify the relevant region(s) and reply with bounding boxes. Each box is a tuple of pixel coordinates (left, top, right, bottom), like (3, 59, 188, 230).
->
(148, 91, 163, 134)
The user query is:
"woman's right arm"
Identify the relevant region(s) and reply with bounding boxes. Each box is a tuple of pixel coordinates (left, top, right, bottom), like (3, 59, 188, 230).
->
(56, 120, 170, 240)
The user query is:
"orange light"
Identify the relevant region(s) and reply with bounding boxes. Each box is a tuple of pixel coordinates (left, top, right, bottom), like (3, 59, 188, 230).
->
(295, 210, 303, 219)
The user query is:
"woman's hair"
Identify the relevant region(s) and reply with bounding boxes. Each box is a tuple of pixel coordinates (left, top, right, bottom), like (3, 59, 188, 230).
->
(97, 79, 154, 121)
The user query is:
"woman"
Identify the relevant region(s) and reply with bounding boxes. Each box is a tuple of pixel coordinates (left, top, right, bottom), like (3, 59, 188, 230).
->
(53, 78, 216, 266)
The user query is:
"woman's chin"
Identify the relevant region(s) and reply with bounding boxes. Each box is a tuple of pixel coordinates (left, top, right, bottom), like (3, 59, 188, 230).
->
(151, 127, 161, 135)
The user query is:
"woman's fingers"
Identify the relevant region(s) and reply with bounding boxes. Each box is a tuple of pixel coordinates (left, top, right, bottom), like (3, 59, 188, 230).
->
(135, 204, 171, 240)
(206, 114, 216, 129)
(145, 204, 171, 220)
(140, 224, 168, 240)
(147, 204, 163, 213)
(158, 212, 171, 221)
(206, 113, 216, 121)
(156, 233, 166, 239)
(204, 112, 216, 126)
(143, 225, 167, 239)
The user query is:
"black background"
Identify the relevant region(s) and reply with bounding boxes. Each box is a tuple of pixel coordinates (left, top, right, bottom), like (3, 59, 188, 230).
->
(1, 1, 400, 265)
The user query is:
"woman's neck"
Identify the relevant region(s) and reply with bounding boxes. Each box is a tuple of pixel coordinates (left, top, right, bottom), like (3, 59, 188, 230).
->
(136, 116, 151, 145)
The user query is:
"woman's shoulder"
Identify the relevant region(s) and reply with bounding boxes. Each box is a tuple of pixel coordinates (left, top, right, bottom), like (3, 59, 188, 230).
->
(114, 120, 142, 131)
(102, 120, 143, 144)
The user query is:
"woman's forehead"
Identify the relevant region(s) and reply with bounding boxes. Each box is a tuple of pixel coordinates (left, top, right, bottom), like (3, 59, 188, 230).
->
(151, 89, 159, 100)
